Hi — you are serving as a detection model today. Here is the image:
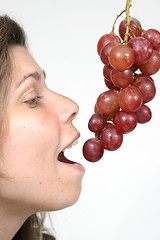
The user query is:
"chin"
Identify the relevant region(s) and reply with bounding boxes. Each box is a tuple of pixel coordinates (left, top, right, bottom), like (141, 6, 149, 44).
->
(47, 184, 83, 212)
(65, 186, 82, 208)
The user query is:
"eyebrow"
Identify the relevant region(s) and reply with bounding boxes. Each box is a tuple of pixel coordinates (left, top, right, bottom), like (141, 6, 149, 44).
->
(16, 70, 46, 89)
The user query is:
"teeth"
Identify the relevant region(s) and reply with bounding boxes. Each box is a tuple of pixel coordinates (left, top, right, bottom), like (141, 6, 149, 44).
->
(67, 140, 78, 149)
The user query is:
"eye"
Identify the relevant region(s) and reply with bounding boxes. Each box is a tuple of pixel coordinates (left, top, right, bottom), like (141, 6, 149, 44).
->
(24, 96, 43, 108)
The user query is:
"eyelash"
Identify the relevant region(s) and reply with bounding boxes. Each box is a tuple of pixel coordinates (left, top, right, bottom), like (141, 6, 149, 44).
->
(24, 96, 43, 107)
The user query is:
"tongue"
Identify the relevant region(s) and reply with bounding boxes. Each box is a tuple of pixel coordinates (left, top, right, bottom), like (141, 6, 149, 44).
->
(58, 151, 75, 164)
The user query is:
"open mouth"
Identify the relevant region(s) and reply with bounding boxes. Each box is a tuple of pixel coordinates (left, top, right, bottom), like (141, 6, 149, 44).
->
(58, 151, 76, 164)
(58, 138, 79, 164)
(57, 135, 85, 172)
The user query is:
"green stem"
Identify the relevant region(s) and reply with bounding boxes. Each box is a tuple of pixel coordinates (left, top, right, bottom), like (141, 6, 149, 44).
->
(111, 10, 125, 34)
(124, 0, 132, 43)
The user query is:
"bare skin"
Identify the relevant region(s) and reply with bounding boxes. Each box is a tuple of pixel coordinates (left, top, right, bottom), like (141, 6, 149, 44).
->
(0, 46, 85, 240)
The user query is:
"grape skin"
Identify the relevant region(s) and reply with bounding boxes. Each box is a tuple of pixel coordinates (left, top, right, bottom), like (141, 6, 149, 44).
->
(97, 90, 120, 115)
(100, 42, 119, 65)
(114, 110, 137, 134)
(88, 113, 106, 133)
(100, 125, 123, 151)
(155, 46, 160, 55)
(131, 63, 139, 73)
(118, 86, 143, 113)
(97, 33, 121, 55)
(127, 37, 153, 65)
(109, 44, 134, 71)
(132, 77, 156, 103)
(119, 18, 142, 41)
(143, 29, 160, 49)
(83, 139, 104, 162)
(103, 64, 113, 80)
(111, 68, 133, 88)
(136, 105, 152, 123)
(140, 50, 160, 75)
(94, 104, 101, 114)
(135, 73, 154, 84)
(103, 65, 120, 90)
(104, 77, 120, 91)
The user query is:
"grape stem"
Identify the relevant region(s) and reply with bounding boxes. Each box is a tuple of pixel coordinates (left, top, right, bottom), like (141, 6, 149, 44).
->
(111, 10, 125, 34)
(124, 0, 132, 43)
(112, 0, 143, 42)
(111, 0, 132, 41)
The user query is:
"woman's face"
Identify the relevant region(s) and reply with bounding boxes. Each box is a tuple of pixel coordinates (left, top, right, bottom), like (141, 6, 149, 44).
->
(0, 46, 85, 213)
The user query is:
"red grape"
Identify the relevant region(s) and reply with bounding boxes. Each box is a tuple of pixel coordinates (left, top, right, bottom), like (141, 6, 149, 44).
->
(155, 46, 160, 55)
(94, 104, 116, 120)
(104, 78, 120, 90)
(143, 29, 160, 49)
(118, 86, 143, 113)
(127, 37, 153, 65)
(119, 18, 142, 41)
(132, 77, 156, 103)
(114, 110, 137, 134)
(97, 33, 121, 55)
(106, 112, 118, 121)
(83, 3, 160, 162)
(83, 138, 104, 162)
(135, 73, 154, 84)
(103, 65, 120, 90)
(140, 50, 160, 75)
(96, 90, 120, 115)
(100, 124, 123, 151)
(111, 68, 133, 88)
(88, 113, 106, 133)
(136, 104, 152, 123)
(94, 104, 101, 114)
(100, 42, 119, 65)
(131, 63, 139, 73)
(103, 64, 113, 80)
(109, 44, 134, 71)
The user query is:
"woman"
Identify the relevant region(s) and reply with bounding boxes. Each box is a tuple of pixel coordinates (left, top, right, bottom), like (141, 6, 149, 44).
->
(0, 15, 85, 240)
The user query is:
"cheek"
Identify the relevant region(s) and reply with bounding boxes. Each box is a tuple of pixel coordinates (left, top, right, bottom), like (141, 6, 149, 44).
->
(3, 112, 60, 177)
(1, 111, 83, 211)
(0, 112, 62, 206)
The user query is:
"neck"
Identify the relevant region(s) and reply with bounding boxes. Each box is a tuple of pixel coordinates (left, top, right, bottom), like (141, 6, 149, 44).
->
(0, 200, 31, 240)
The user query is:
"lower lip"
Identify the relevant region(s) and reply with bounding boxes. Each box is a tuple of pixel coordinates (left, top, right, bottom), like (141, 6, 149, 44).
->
(60, 161, 85, 173)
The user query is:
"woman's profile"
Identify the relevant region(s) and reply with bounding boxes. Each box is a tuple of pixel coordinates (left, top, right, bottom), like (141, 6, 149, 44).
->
(0, 15, 85, 240)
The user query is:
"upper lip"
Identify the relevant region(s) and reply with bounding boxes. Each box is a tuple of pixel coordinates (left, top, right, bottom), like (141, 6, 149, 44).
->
(62, 131, 80, 152)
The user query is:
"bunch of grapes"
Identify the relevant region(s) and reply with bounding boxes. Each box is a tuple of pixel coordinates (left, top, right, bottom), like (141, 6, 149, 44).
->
(83, 0, 160, 162)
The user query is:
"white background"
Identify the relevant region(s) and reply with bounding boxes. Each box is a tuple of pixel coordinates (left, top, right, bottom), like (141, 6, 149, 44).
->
(1, 0, 160, 239)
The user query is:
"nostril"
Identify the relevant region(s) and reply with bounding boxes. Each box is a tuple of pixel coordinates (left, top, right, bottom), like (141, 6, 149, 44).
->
(68, 111, 78, 122)
(68, 102, 79, 122)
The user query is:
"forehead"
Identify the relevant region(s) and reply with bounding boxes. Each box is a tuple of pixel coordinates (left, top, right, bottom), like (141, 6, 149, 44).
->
(10, 46, 42, 80)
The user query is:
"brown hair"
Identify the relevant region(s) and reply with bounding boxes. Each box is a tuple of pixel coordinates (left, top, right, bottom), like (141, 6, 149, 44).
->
(0, 15, 26, 128)
(0, 15, 55, 240)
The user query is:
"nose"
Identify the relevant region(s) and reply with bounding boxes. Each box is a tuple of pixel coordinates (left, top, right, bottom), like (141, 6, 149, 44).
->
(58, 94, 79, 123)
(50, 91, 79, 123)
